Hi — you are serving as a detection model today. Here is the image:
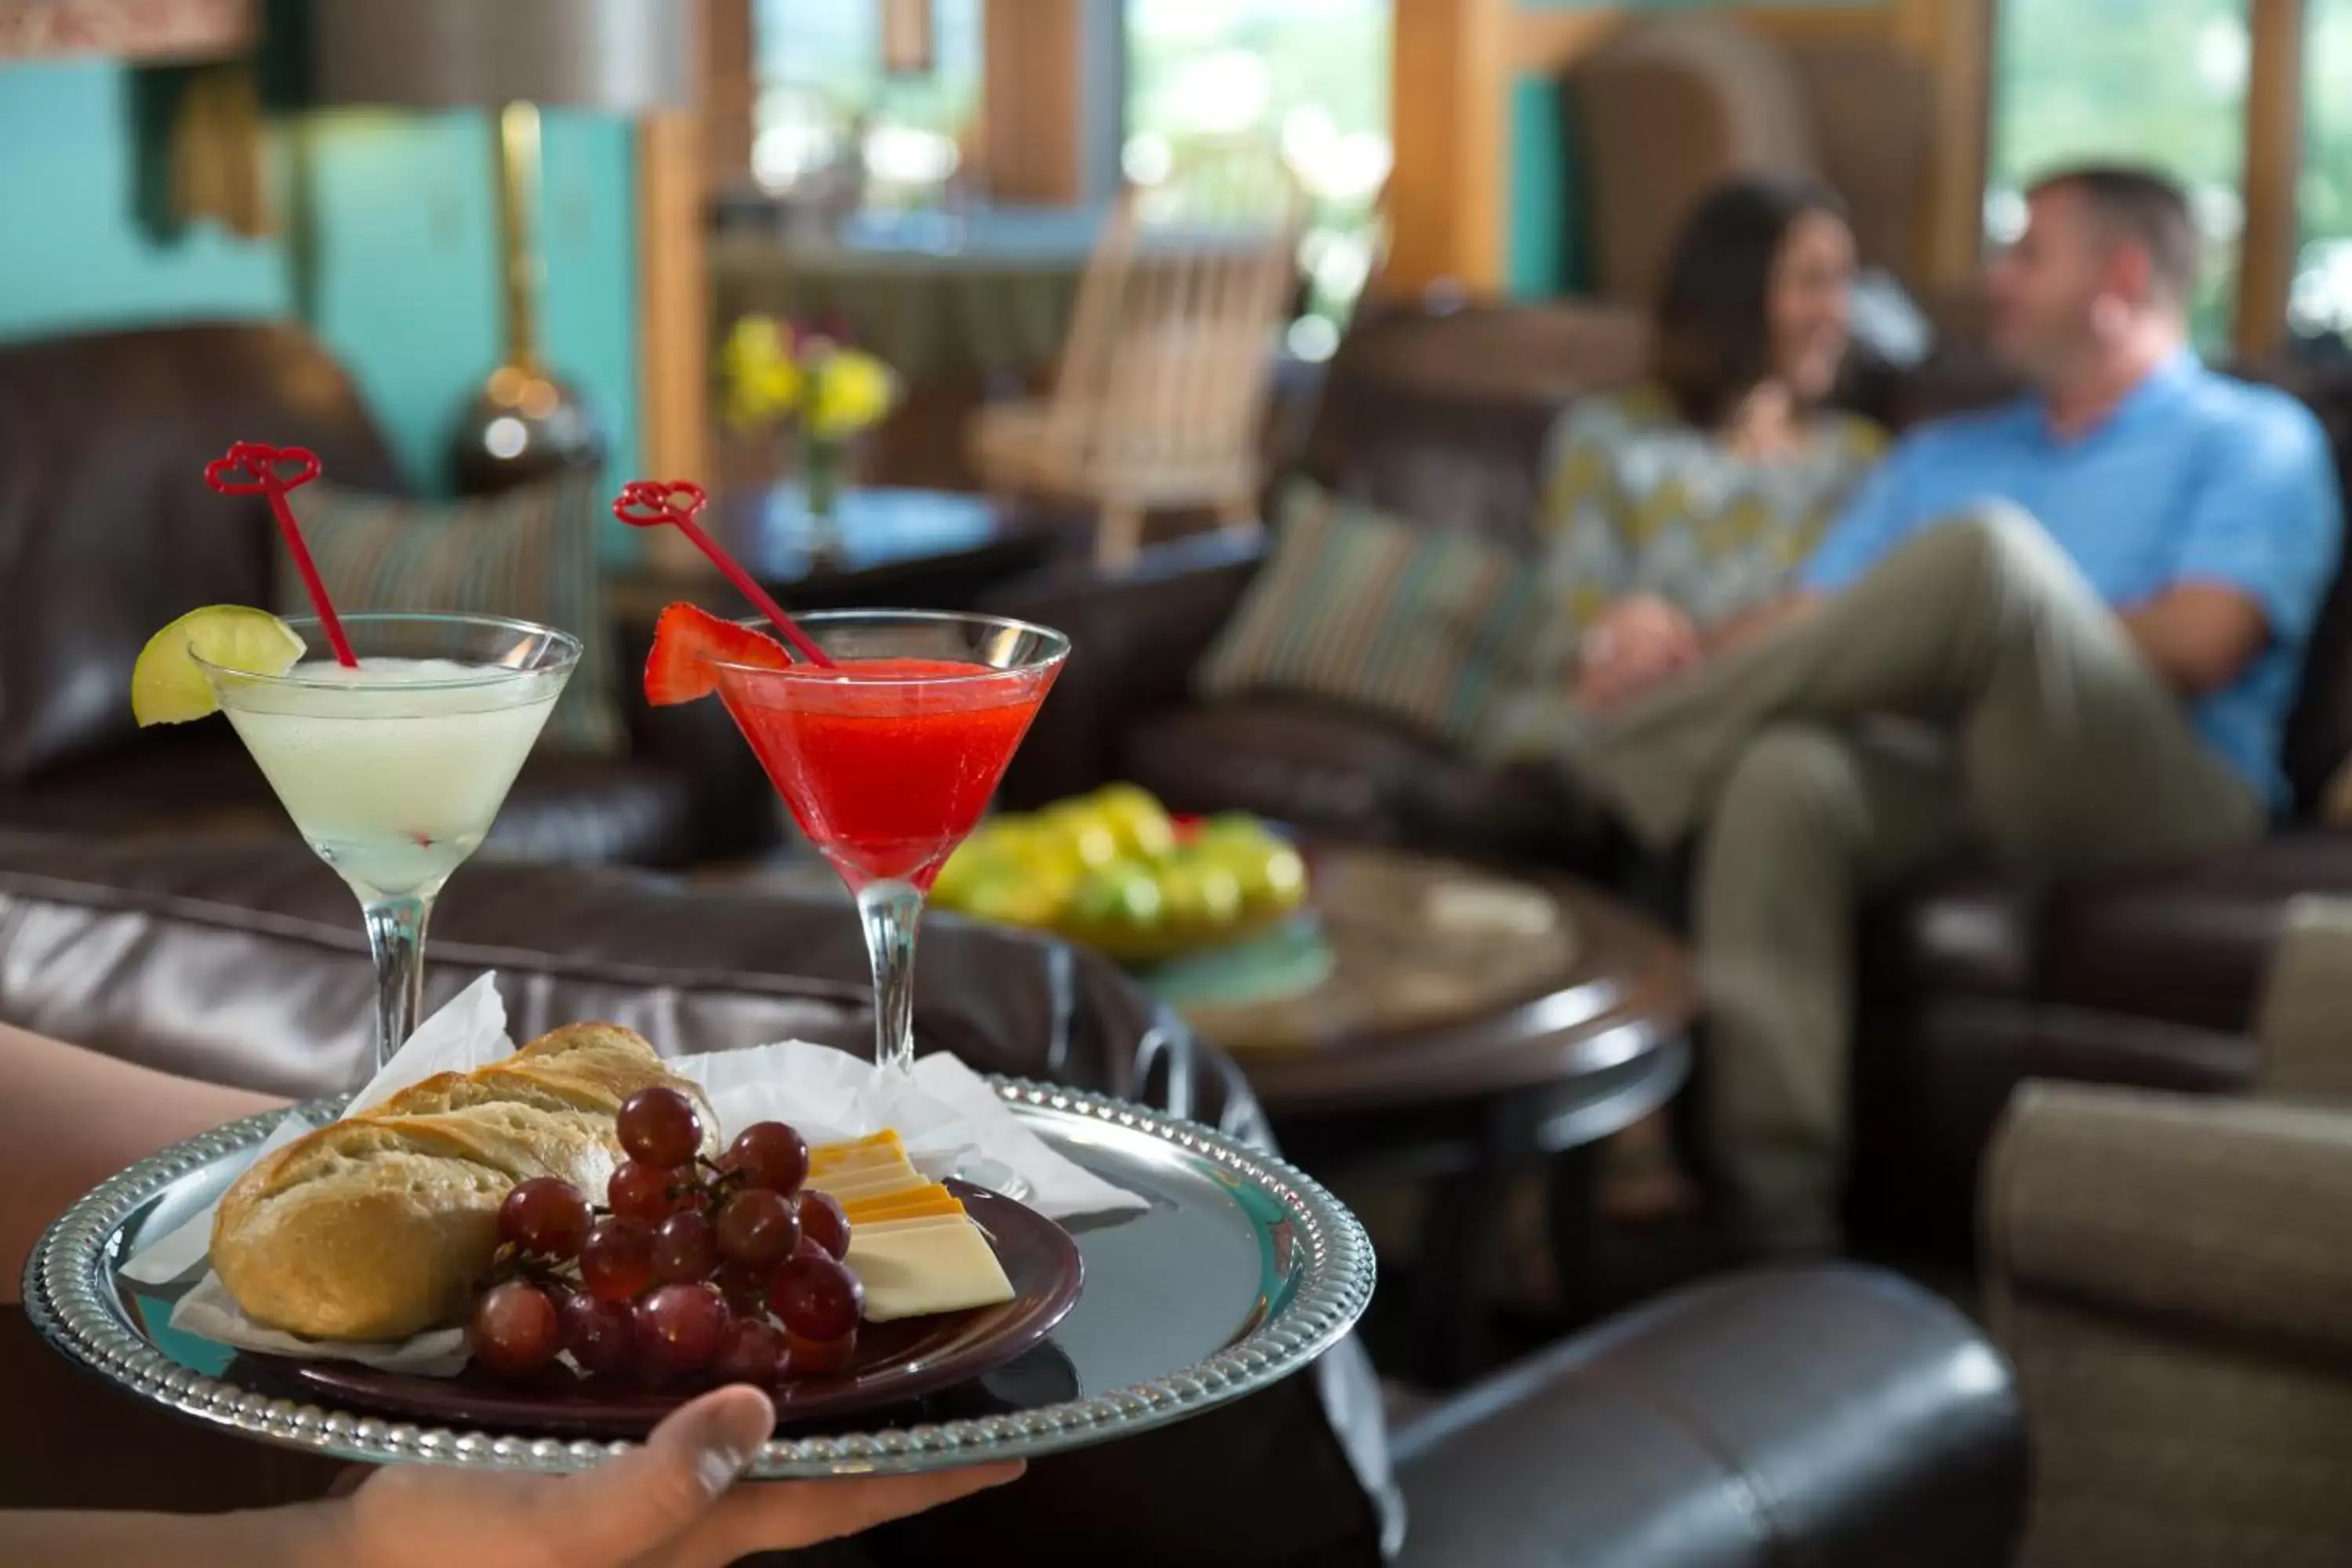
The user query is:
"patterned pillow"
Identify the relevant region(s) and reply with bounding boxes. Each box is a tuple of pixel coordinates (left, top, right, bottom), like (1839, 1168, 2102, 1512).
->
(1193, 483, 1542, 746)
(282, 476, 624, 756)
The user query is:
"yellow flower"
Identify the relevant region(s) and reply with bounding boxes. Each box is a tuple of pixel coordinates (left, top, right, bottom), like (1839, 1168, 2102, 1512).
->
(723, 363, 801, 432)
(808, 350, 897, 438)
(719, 315, 801, 430)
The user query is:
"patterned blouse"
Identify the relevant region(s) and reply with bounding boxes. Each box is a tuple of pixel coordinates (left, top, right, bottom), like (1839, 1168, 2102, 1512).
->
(1483, 385, 1886, 759)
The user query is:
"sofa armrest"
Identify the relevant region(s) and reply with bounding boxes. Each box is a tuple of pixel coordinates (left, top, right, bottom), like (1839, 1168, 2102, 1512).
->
(1390, 1266, 2024, 1568)
(2251, 895, 2352, 1102)
(1988, 1080, 2352, 1359)
(982, 530, 1263, 807)
(0, 829, 1230, 1127)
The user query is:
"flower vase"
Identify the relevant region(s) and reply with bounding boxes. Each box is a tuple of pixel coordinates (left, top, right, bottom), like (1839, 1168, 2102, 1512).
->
(800, 432, 848, 560)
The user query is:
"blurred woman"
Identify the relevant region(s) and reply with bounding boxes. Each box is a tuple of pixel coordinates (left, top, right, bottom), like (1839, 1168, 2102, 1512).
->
(1491, 175, 1886, 750)
(1490, 176, 1886, 1225)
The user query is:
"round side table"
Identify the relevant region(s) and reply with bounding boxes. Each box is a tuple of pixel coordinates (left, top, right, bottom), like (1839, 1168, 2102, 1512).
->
(1183, 845, 1697, 1385)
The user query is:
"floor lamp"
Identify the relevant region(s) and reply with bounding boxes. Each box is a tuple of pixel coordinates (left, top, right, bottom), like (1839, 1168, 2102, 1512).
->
(312, 0, 698, 492)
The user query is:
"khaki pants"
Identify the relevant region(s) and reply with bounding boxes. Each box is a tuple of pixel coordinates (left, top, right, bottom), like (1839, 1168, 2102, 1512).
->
(1574, 508, 2267, 1246)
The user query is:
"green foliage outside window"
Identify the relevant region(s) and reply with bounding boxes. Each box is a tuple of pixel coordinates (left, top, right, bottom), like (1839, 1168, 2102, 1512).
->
(1989, 0, 2250, 350)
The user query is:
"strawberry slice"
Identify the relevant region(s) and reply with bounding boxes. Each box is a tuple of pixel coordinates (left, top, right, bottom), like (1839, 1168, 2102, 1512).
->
(644, 601, 789, 706)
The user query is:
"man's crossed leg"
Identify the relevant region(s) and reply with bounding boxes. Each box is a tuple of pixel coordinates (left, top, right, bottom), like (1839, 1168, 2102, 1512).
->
(1574, 507, 2264, 1246)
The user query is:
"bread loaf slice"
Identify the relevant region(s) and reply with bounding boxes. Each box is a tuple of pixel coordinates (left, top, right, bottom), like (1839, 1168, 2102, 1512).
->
(212, 1022, 712, 1341)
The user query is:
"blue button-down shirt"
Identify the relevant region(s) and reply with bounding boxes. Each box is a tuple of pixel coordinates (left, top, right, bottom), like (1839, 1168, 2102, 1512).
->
(1802, 352, 2343, 807)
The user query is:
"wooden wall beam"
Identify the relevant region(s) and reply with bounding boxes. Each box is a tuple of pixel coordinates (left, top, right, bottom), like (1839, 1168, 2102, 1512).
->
(638, 0, 713, 507)
(1385, 0, 1512, 296)
(1512, 5, 1623, 74)
(704, 0, 754, 191)
(981, 0, 1083, 204)
(1733, 5, 1895, 46)
(638, 113, 710, 499)
(1513, 5, 1900, 79)
(2238, 0, 2305, 361)
(1891, 0, 1992, 289)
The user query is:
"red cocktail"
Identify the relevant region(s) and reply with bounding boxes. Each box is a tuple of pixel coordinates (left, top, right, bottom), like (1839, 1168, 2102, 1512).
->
(715, 655, 1053, 891)
(679, 609, 1068, 1073)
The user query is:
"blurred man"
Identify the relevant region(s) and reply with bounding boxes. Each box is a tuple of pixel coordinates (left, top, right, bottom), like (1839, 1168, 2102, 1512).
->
(1570, 165, 2343, 1251)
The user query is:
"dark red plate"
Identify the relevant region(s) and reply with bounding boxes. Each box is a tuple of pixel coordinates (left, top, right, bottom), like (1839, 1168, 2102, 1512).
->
(252, 1181, 1083, 1438)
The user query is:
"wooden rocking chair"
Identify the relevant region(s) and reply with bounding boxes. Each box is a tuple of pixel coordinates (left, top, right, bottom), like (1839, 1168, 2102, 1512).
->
(969, 150, 1303, 567)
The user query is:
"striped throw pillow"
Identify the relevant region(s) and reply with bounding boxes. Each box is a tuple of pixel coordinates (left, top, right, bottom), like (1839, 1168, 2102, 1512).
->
(282, 476, 625, 756)
(1194, 484, 1543, 745)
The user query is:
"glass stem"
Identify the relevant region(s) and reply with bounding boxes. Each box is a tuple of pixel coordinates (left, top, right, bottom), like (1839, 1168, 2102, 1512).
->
(361, 893, 434, 1081)
(855, 879, 925, 1075)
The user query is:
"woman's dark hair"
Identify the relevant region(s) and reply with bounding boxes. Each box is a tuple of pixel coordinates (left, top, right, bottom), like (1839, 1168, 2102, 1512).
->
(1651, 175, 1849, 429)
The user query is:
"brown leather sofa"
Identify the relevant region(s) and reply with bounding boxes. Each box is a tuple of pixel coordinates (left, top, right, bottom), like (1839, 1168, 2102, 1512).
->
(0, 321, 780, 867)
(986, 303, 2352, 1262)
(0, 829, 2025, 1566)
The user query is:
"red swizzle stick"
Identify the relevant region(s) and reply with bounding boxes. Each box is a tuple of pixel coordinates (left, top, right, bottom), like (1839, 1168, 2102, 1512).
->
(204, 441, 358, 668)
(612, 481, 835, 667)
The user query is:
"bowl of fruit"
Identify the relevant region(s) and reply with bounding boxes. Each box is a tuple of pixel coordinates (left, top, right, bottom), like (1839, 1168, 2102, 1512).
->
(931, 786, 1311, 967)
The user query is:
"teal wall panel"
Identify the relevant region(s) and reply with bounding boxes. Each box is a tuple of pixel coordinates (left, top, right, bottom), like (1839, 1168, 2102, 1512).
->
(0, 60, 285, 329)
(0, 60, 639, 546)
(1508, 73, 1569, 297)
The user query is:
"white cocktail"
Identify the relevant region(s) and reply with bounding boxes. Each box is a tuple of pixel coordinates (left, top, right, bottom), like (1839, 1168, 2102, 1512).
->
(217, 657, 563, 900)
(194, 614, 580, 1075)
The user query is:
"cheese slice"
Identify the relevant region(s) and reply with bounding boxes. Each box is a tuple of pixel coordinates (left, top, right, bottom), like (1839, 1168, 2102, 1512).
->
(811, 1130, 904, 1171)
(811, 1147, 905, 1178)
(811, 1165, 926, 1201)
(846, 1218, 1016, 1321)
(842, 1184, 963, 1225)
(855, 1212, 972, 1236)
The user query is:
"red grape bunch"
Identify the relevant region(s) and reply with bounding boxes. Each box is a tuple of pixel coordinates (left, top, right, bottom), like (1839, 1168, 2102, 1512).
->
(468, 1086, 864, 1386)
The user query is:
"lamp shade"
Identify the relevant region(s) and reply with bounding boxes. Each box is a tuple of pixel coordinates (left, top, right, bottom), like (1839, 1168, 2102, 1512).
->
(312, 0, 698, 113)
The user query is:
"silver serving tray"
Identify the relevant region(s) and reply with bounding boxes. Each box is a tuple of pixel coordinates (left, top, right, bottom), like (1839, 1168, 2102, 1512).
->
(26, 1076, 1374, 1479)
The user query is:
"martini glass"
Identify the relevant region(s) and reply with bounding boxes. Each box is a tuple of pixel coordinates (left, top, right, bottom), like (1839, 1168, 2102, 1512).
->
(194, 612, 580, 1077)
(704, 610, 1069, 1074)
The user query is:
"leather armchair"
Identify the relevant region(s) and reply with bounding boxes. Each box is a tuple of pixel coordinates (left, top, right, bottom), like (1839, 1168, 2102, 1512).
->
(1393, 1266, 2024, 1568)
(1986, 900, 2352, 1566)
(1568, 13, 1936, 301)
(0, 830, 2024, 1566)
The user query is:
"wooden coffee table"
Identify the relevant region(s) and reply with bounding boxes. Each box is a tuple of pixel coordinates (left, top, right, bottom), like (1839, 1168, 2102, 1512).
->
(1181, 844, 1696, 1384)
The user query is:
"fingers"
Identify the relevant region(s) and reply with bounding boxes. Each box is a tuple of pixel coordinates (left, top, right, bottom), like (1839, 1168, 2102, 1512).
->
(689, 1461, 1026, 1563)
(1581, 638, 1699, 713)
(546, 1385, 778, 1562)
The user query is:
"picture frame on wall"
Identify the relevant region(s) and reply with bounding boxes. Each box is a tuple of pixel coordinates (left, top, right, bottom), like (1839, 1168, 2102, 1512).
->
(0, 0, 252, 63)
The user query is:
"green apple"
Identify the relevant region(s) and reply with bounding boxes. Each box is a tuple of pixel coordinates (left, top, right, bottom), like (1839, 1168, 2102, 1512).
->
(1094, 782, 1178, 861)
(1070, 859, 1165, 928)
(1158, 855, 1244, 930)
(1040, 800, 1122, 873)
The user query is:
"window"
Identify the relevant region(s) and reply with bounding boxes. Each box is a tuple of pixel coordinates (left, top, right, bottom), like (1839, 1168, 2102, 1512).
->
(2292, 0, 2352, 347)
(1123, 0, 1392, 354)
(751, 0, 984, 205)
(1987, 0, 2251, 350)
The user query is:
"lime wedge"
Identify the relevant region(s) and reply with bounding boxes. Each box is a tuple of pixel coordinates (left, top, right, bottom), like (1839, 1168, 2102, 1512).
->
(131, 606, 307, 726)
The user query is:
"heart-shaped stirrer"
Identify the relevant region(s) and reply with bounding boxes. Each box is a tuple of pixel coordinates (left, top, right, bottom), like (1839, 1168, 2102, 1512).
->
(612, 480, 834, 666)
(205, 440, 357, 668)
